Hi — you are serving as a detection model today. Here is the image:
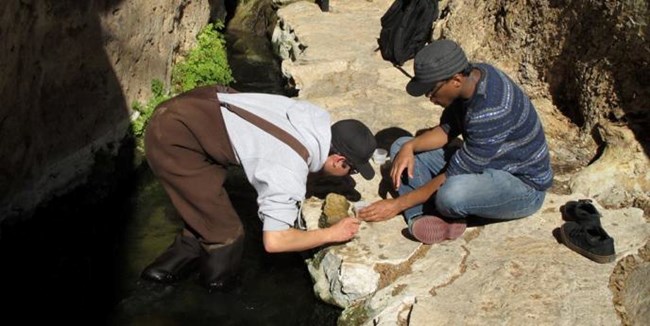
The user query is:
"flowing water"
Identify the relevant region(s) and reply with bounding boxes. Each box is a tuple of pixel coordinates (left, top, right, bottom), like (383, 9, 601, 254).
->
(0, 28, 340, 326)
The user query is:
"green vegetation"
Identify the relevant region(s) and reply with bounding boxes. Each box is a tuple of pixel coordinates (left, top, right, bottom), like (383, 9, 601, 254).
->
(130, 21, 234, 138)
(131, 79, 169, 137)
(171, 21, 234, 93)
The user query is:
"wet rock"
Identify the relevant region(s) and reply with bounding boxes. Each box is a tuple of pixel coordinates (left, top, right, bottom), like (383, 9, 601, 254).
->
(320, 193, 350, 228)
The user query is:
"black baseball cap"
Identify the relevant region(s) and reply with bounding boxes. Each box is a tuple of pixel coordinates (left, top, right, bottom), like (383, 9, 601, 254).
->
(330, 119, 376, 180)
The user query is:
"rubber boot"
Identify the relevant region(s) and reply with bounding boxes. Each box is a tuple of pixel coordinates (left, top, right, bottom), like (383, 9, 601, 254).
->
(199, 235, 245, 292)
(141, 234, 203, 284)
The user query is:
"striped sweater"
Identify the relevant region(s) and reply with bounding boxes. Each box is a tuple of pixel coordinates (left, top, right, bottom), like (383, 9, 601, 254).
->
(440, 63, 553, 191)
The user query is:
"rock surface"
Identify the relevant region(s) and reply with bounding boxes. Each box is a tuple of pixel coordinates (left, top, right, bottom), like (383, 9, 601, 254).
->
(273, 1, 649, 325)
(0, 0, 219, 220)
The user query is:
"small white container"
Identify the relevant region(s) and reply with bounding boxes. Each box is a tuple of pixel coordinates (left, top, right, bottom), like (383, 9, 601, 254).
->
(352, 200, 369, 218)
(373, 148, 388, 164)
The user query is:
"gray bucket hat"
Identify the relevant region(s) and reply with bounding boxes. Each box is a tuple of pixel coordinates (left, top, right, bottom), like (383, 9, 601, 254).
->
(406, 40, 469, 97)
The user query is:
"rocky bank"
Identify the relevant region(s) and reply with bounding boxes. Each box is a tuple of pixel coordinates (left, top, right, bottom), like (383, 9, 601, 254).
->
(1, 0, 647, 324)
(272, 1, 649, 325)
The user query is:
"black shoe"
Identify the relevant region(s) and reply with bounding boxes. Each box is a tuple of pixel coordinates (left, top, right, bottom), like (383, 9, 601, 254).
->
(560, 221, 615, 263)
(561, 199, 601, 226)
(141, 235, 203, 284)
(199, 235, 245, 292)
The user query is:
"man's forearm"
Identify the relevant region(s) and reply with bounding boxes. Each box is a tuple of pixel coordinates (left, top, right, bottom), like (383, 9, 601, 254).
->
(395, 173, 447, 212)
(409, 126, 449, 152)
(263, 227, 332, 253)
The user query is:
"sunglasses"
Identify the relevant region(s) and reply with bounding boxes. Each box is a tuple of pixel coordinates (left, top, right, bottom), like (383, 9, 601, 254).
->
(341, 159, 359, 175)
(426, 78, 451, 97)
(331, 146, 359, 175)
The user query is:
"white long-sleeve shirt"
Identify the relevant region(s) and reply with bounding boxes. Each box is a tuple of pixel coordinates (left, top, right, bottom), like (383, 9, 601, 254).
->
(217, 93, 331, 231)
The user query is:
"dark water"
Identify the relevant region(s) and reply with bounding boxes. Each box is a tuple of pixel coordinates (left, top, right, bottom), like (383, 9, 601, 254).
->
(0, 29, 340, 325)
(111, 168, 341, 326)
(0, 167, 339, 325)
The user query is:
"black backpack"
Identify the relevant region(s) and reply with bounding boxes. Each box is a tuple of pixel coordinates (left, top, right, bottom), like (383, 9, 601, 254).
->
(377, 0, 439, 66)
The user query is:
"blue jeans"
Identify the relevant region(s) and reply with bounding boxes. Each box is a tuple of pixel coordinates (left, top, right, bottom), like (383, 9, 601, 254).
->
(390, 137, 546, 223)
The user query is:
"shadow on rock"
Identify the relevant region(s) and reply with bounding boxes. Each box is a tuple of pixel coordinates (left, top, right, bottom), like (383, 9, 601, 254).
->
(307, 173, 361, 202)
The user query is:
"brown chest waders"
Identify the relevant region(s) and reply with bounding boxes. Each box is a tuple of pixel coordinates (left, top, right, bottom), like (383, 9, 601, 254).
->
(142, 85, 309, 290)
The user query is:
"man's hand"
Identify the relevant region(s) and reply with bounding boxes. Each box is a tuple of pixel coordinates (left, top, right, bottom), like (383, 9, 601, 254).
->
(390, 144, 415, 190)
(391, 126, 450, 190)
(263, 217, 360, 253)
(357, 198, 402, 222)
(328, 217, 361, 242)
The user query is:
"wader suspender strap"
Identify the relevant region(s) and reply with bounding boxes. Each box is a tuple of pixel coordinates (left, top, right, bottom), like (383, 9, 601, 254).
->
(220, 102, 310, 163)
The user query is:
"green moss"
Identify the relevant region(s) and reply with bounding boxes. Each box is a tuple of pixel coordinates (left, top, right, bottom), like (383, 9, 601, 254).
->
(309, 249, 328, 270)
(124, 177, 181, 277)
(338, 300, 370, 326)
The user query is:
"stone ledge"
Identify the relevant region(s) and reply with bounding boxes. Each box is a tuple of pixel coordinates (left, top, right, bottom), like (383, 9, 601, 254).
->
(274, 1, 650, 325)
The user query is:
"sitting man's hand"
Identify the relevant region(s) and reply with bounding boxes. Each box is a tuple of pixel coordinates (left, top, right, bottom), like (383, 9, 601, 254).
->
(357, 198, 401, 222)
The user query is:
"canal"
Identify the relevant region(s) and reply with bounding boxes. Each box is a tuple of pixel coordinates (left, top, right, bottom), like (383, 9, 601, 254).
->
(0, 25, 340, 326)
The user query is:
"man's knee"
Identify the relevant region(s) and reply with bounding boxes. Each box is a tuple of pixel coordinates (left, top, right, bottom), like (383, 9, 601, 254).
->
(435, 181, 467, 217)
(390, 136, 412, 159)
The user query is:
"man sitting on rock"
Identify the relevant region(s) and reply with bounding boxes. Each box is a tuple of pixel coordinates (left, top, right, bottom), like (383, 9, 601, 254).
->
(357, 40, 553, 244)
(141, 85, 376, 290)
